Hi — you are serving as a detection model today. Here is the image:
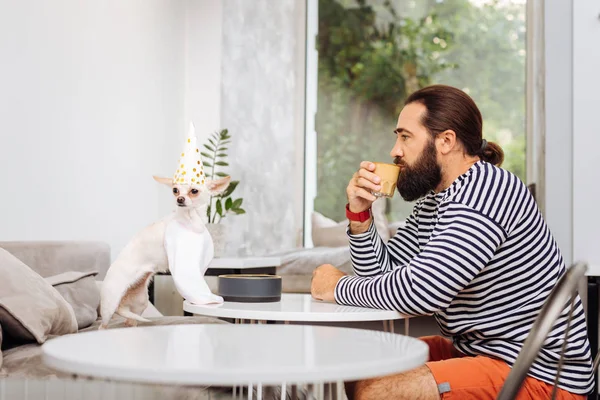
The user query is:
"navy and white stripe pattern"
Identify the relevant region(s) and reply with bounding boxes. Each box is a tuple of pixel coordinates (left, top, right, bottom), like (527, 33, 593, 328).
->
(335, 161, 593, 394)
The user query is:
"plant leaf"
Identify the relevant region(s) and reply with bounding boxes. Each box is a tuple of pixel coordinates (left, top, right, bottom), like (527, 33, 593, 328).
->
(215, 161, 229, 166)
(206, 205, 211, 220)
(204, 162, 213, 168)
(225, 198, 233, 210)
(215, 172, 228, 177)
(233, 208, 246, 215)
(203, 144, 215, 152)
(200, 152, 212, 159)
(218, 147, 228, 151)
(232, 198, 243, 209)
(221, 180, 239, 197)
(216, 199, 223, 217)
(217, 153, 227, 157)
(208, 138, 216, 147)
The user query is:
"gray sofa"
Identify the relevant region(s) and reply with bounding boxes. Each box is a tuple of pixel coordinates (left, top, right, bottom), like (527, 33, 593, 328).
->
(0, 241, 226, 382)
(269, 220, 407, 294)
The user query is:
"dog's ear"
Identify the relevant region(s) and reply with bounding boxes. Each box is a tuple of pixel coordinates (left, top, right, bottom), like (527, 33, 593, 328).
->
(205, 176, 231, 195)
(153, 176, 173, 186)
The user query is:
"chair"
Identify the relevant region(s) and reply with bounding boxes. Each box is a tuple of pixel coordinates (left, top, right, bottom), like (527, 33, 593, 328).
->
(497, 262, 599, 400)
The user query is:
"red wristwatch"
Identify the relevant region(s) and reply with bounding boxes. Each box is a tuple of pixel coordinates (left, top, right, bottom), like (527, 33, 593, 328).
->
(346, 203, 371, 222)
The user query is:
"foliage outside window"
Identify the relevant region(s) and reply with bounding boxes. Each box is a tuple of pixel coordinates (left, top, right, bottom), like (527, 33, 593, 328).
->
(315, 0, 526, 222)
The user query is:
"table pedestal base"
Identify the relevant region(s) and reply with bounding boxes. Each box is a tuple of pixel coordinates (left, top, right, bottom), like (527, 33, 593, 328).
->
(232, 381, 346, 400)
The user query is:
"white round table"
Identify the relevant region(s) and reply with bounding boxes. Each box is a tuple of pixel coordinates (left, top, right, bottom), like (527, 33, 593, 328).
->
(42, 324, 428, 400)
(183, 293, 410, 335)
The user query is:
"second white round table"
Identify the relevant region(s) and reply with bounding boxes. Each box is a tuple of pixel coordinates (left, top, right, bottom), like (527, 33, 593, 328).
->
(42, 324, 428, 400)
(184, 293, 410, 335)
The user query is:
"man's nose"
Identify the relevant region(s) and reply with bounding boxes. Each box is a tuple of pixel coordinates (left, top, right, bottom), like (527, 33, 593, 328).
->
(177, 197, 185, 204)
(390, 145, 403, 159)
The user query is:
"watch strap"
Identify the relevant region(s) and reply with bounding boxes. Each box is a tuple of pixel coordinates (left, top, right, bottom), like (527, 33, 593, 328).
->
(345, 203, 371, 222)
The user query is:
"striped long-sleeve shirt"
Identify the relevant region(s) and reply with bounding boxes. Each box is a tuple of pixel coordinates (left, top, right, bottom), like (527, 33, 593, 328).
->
(335, 160, 593, 394)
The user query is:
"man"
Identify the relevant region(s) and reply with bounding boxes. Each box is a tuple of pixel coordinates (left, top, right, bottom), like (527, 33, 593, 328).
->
(311, 85, 592, 399)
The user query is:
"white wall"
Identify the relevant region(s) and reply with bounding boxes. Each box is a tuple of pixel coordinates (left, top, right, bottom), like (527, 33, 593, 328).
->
(544, 0, 574, 264)
(544, 0, 600, 268)
(573, 0, 600, 267)
(0, 0, 186, 258)
(184, 0, 222, 136)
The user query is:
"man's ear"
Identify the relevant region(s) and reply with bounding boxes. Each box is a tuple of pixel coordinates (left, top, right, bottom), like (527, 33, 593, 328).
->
(153, 176, 173, 186)
(437, 129, 457, 155)
(206, 176, 231, 195)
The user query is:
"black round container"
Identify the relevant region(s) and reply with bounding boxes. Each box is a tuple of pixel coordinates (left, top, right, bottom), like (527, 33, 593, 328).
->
(217, 274, 282, 302)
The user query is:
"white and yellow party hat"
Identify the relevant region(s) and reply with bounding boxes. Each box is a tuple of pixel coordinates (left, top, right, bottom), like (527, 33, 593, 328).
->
(173, 122, 206, 186)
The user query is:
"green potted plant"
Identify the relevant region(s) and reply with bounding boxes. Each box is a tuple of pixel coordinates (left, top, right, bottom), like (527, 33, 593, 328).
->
(201, 128, 245, 255)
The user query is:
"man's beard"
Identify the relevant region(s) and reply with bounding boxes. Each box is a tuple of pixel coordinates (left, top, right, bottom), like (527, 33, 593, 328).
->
(395, 139, 442, 202)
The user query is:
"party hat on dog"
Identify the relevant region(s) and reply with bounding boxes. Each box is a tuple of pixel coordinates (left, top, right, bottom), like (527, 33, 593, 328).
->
(173, 122, 205, 186)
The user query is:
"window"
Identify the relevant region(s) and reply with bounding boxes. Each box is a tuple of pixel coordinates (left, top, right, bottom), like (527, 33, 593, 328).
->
(305, 0, 527, 245)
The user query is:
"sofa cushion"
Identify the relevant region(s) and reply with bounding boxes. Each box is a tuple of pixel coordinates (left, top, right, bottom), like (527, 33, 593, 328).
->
(0, 378, 226, 400)
(275, 246, 353, 276)
(371, 197, 391, 242)
(311, 211, 348, 247)
(82, 315, 229, 332)
(0, 248, 77, 348)
(311, 198, 390, 247)
(0, 316, 228, 379)
(281, 275, 313, 294)
(388, 220, 407, 238)
(0, 241, 111, 280)
(46, 271, 100, 330)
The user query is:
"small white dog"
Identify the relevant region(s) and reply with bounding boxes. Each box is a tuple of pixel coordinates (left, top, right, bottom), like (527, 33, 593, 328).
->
(99, 175, 230, 329)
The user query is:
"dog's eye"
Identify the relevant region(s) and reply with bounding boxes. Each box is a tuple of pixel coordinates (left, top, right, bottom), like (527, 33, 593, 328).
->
(191, 189, 199, 195)
(173, 188, 179, 195)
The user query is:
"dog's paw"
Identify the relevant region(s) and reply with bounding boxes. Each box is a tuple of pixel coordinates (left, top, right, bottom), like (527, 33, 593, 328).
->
(125, 319, 139, 328)
(212, 294, 224, 304)
(188, 294, 224, 305)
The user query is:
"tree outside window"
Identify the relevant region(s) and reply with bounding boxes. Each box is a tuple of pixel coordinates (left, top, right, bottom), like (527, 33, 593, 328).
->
(315, 0, 526, 222)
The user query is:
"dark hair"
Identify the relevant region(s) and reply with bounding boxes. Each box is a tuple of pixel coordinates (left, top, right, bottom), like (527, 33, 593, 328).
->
(404, 84, 504, 166)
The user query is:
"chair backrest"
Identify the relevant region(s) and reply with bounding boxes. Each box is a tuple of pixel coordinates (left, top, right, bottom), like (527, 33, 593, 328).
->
(497, 262, 588, 400)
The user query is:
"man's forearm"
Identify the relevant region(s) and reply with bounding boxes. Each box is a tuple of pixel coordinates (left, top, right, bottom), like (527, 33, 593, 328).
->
(349, 218, 372, 234)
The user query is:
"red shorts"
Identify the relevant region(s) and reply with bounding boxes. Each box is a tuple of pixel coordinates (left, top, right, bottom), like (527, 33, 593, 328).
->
(422, 336, 586, 400)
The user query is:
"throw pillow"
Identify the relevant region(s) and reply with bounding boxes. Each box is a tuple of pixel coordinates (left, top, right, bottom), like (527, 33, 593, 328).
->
(45, 271, 100, 330)
(0, 248, 77, 345)
(387, 220, 408, 238)
(311, 198, 391, 247)
(371, 198, 391, 242)
(311, 212, 348, 247)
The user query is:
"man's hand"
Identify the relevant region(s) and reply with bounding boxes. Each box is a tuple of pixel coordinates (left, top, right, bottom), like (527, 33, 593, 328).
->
(346, 161, 380, 213)
(311, 264, 346, 302)
(347, 161, 381, 234)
